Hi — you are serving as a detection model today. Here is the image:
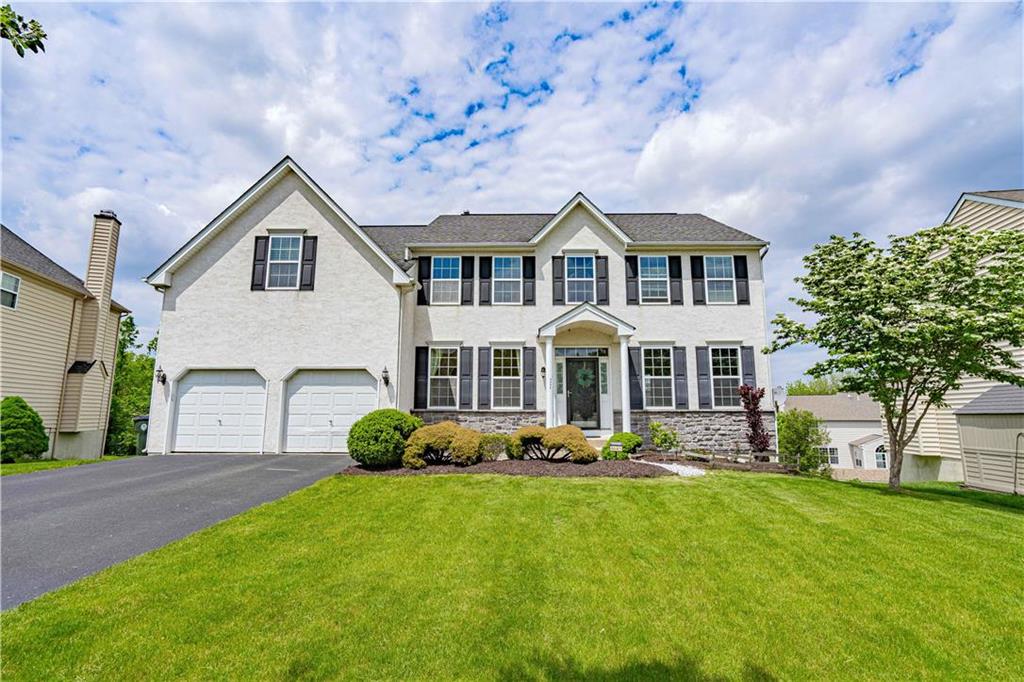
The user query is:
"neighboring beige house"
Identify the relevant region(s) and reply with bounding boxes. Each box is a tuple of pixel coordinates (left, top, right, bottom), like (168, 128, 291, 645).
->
(955, 385, 1024, 494)
(144, 157, 775, 455)
(784, 393, 890, 482)
(0, 213, 128, 458)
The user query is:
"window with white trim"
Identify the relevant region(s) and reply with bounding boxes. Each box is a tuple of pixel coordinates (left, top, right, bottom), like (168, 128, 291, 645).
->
(492, 347, 522, 409)
(493, 256, 522, 304)
(428, 347, 459, 408)
(1, 272, 21, 309)
(875, 444, 887, 469)
(431, 256, 461, 304)
(710, 347, 741, 407)
(819, 447, 840, 466)
(565, 255, 595, 304)
(267, 235, 302, 289)
(704, 256, 736, 304)
(642, 347, 673, 408)
(639, 256, 669, 303)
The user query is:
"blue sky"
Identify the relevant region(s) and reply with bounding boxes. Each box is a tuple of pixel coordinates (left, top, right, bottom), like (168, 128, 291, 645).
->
(2, 1, 1022, 386)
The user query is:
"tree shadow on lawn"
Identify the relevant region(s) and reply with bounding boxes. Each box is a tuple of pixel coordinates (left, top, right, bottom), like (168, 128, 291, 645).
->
(497, 651, 776, 681)
(839, 480, 1024, 515)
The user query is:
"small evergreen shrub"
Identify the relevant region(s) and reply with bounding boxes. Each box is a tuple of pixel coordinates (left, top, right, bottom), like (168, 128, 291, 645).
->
(510, 425, 546, 460)
(542, 425, 598, 463)
(347, 409, 423, 468)
(601, 432, 643, 460)
(1, 396, 49, 462)
(450, 427, 484, 466)
(479, 433, 512, 461)
(777, 409, 830, 475)
(648, 421, 679, 453)
(403, 421, 460, 469)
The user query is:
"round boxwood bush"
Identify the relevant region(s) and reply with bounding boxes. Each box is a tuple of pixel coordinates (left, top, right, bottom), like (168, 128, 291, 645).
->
(1, 396, 49, 462)
(347, 409, 423, 468)
(601, 432, 643, 460)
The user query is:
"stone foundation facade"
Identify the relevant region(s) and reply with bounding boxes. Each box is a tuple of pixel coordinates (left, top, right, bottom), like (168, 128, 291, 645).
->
(412, 410, 545, 433)
(621, 410, 777, 455)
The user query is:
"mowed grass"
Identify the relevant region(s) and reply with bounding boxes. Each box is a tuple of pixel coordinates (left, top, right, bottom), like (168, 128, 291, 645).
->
(2, 473, 1022, 680)
(0, 456, 128, 476)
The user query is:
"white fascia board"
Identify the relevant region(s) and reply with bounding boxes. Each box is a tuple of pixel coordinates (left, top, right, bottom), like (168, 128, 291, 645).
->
(538, 301, 637, 337)
(529, 192, 632, 245)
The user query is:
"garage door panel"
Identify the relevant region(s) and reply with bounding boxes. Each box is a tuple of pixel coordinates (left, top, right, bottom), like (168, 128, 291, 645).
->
(285, 370, 377, 453)
(173, 370, 266, 453)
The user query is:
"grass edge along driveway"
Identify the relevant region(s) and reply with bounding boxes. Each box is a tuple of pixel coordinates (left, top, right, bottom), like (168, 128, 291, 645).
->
(2, 473, 1021, 680)
(0, 456, 129, 476)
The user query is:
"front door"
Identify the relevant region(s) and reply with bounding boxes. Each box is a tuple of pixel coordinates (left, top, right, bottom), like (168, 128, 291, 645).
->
(566, 358, 600, 429)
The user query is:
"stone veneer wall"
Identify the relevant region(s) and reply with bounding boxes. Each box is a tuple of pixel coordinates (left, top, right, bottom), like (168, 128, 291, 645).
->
(412, 410, 545, 433)
(619, 410, 777, 455)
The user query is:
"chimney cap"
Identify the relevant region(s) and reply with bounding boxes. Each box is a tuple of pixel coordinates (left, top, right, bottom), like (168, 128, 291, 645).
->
(95, 210, 119, 220)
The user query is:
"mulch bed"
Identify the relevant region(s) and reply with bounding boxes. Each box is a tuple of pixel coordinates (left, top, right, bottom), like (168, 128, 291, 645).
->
(636, 453, 793, 474)
(344, 459, 676, 478)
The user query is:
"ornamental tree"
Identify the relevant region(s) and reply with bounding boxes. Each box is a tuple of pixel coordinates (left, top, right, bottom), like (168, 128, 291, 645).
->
(1, 4, 46, 57)
(769, 224, 1024, 489)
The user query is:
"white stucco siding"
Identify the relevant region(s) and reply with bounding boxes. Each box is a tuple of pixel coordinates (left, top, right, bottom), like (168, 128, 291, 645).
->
(148, 170, 401, 454)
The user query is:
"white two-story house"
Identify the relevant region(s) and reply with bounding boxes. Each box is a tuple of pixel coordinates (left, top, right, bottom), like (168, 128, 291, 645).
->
(144, 157, 774, 455)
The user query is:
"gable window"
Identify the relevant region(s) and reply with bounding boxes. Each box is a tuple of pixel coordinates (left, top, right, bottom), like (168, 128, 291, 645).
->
(819, 447, 840, 466)
(710, 347, 741, 407)
(431, 257, 461, 304)
(493, 256, 522, 304)
(1, 272, 21, 309)
(639, 256, 669, 303)
(704, 256, 736, 304)
(565, 255, 595, 304)
(875, 445, 887, 469)
(642, 347, 673, 408)
(492, 347, 522, 409)
(428, 347, 459, 408)
(266, 235, 302, 289)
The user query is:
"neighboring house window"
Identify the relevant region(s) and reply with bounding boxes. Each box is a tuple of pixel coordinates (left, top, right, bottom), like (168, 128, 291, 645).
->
(1, 272, 21, 309)
(492, 347, 523, 409)
(428, 347, 459, 408)
(639, 256, 669, 303)
(642, 347, 673, 408)
(565, 255, 595, 304)
(430, 256, 461, 304)
(710, 347, 741, 407)
(493, 256, 522, 304)
(266, 235, 302, 289)
(875, 445, 887, 469)
(704, 255, 736, 304)
(854, 453, 863, 467)
(819, 447, 840, 466)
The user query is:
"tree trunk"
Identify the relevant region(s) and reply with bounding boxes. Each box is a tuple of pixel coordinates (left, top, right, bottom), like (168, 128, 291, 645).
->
(887, 433, 903, 490)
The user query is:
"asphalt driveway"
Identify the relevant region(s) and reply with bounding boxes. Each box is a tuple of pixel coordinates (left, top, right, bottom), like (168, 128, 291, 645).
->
(1, 454, 350, 610)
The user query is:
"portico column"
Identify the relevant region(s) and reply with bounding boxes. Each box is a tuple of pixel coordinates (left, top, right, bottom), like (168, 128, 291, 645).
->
(544, 336, 556, 426)
(618, 334, 631, 433)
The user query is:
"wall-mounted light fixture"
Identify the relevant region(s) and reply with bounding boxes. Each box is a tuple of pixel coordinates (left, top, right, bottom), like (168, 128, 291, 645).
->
(155, 367, 167, 385)
(540, 366, 547, 381)
(381, 366, 391, 386)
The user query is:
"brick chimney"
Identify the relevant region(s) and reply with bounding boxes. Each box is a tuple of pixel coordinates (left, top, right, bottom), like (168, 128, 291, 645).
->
(75, 210, 122, 362)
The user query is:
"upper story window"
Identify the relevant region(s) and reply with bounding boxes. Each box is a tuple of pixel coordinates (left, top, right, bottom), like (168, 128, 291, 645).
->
(710, 347, 741, 407)
(493, 256, 522, 304)
(428, 347, 459, 408)
(642, 347, 673, 408)
(639, 256, 669, 303)
(267, 235, 302, 289)
(565, 255, 595, 304)
(704, 256, 736, 304)
(1, 272, 21, 309)
(431, 257, 461, 305)
(875, 445, 887, 469)
(492, 347, 522, 409)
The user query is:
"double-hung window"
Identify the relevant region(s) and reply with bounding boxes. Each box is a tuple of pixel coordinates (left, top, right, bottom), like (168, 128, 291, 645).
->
(642, 347, 673, 408)
(704, 256, 736, 304)
(431, 257, 461, 304)
(1, 272, 21, 309)
(428, 347, 459, 408)
(492, 347, 522, 409)
(710, 347, 742, 407)
(639, 256, 669, 303)
(875, 445, 887, 469)
(267, 235, 302, 289)
(819, 447, 840, 466)
(565, 255, 595, 304)
(493, 256, 522, 304)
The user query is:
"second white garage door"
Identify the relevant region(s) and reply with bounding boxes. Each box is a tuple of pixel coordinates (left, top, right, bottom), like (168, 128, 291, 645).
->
(284, 370, 378, 452)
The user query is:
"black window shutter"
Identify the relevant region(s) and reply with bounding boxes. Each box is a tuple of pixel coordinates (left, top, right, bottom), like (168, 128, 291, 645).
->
(625, 255, 639, 305)
(459, 346, 474, 408)
(417, 256, 431, 305)
(477, 347, 491, 410)
(478, 256, 492, 305)
(251, 236, 269, 290)
(673, 346, 688, 409)
(690, 256, 706, 305)
(628, 347, 643, 410)
(299, 236, 318, 291)
(696, 346, 712, 409)
(596, 256, 609, 305)
(552, 255, 565, 305)
(523, 347, 536, 409)
(414, 346, 429, 409)
(669, 256, 683, 305)
(461, 256, 475, 305)
(741, 346, 756, 387)
(522, 256, 536, 305)
(734, 255, 750, 305)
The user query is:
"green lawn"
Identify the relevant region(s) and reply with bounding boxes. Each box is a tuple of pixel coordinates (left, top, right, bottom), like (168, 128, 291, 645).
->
(0, 455, 128, 476)
(2, 473, 1021, 680)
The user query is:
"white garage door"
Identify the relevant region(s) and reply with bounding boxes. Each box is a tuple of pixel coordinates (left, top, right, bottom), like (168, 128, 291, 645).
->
(173, 370, 266, 452)
(285, 370, 378, 453)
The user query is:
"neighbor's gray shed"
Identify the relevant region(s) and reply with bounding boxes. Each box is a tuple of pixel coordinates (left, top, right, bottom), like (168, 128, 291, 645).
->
(955, 385, 1024, 494)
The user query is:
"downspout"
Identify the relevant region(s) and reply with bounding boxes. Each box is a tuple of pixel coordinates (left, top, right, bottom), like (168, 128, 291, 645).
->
(52, 296, 82, 459)
(97, 310, 125, 458)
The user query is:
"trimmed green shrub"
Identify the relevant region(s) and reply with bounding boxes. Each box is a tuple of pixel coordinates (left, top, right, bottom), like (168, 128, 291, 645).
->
(510, 425, 546, 460)
(347, 409, 423, 468)
(479, 433, 512, 461)
(649, 421, 679, 453)
(449, 428, 484, 466)
(1, 396, 49, 462)
(403, 421, 460, 469)
(542, 425, 598, 463)
(601, 432, 643, 460)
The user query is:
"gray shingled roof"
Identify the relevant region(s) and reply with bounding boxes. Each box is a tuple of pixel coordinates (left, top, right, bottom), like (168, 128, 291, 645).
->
(969, 189, 1024, 203)
(955, 384, 1024, 415)
(784, 393, 882, 422)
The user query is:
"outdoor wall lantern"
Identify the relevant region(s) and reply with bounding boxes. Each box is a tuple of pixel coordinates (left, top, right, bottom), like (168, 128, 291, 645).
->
(381, 366, 391, 386)
(540, 366, 547, 381)
(155, 367, 167, 385)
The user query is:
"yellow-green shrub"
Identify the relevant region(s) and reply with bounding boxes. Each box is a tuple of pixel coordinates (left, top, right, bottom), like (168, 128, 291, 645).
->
(403, 421, 460, 469)
(450, 428, 484, 466)
(510, 425, 545, 459)
(542, 425, 598, 463)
